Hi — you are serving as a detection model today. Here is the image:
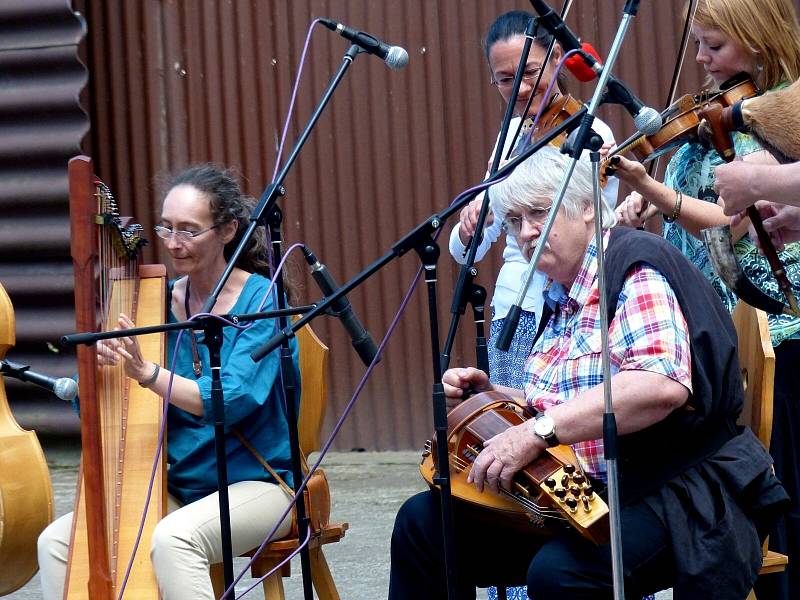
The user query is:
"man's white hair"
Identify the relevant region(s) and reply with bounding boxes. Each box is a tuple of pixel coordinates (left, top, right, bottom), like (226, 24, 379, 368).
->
(490, 146, 617, 229)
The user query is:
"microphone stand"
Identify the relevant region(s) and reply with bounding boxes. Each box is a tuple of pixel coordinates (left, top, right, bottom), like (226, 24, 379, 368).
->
(265, 205, 314, 596)
(469, 285, 490, 374)
(187, 42, 362, 599)
(60, 303, 314, 595)
(65, 42, 366, 597)
(250, 108, 585, 600)
(440, 16, 540, 373)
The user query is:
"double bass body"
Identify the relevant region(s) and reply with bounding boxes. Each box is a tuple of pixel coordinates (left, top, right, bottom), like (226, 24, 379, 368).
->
(0, 282, 54, 595)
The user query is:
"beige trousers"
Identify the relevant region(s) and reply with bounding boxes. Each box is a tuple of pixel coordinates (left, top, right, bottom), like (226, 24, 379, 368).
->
(37, 480, 293, 600)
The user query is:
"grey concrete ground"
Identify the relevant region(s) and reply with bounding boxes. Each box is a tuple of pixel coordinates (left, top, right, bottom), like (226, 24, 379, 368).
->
(9, 441, 671, 599)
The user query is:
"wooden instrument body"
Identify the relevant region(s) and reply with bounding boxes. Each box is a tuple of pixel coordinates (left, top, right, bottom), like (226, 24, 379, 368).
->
(64, 156, 167, 600)
(0, 283, 54, 596)
(530, 93, 583, 149)
(420, 392, 609, 545)
(601, 76, 760, 183)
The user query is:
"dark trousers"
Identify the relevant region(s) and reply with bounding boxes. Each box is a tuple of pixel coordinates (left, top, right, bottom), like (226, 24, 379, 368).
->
(389, 490, 676, 600)
(754, 339, 800, 600)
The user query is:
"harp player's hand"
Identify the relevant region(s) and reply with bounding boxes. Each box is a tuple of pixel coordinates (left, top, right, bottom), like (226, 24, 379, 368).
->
(96, 314, 152, 383)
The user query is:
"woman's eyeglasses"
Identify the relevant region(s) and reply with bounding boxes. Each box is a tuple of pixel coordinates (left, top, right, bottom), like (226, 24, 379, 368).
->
(153, 224, 218, 242)
(491, 66, 543, 89)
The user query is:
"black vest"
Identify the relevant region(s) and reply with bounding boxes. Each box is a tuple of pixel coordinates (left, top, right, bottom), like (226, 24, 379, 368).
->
(603, 227, 744, 503)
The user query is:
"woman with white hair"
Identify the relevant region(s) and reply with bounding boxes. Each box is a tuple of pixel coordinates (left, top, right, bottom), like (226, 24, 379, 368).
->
(389, 147, 787, 600)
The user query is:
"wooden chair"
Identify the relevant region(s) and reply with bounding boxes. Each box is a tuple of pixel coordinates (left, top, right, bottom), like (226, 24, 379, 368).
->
(732, 302, 789, 600)
(210, 324, 348, 599)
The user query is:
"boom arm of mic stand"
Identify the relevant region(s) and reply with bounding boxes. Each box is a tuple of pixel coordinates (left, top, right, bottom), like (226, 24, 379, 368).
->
(200, 44, 362, 315)
(250, 108, 587, 363)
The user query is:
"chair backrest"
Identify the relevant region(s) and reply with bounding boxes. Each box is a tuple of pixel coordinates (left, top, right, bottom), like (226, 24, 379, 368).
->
(732, 302, 775, 448)
(295, 324, 329, 455)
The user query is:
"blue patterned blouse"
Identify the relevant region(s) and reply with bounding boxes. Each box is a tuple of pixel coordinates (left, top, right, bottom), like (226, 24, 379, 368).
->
(663, 133, 800, 346)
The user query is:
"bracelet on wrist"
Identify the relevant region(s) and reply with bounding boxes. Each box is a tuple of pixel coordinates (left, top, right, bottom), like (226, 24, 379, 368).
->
(663, 189, 683, 223)
(138, 363, 160, 387)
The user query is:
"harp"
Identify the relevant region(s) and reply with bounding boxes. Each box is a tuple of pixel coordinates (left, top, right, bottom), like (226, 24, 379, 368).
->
(65, 156, 167, 599)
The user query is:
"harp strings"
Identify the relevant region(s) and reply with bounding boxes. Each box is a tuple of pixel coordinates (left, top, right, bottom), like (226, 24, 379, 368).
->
(95, 184, 140, 576)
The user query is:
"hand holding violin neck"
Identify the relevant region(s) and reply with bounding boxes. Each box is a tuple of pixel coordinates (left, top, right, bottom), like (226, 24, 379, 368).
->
(698, 104, 737, 161)
(699, 100, 800, 317)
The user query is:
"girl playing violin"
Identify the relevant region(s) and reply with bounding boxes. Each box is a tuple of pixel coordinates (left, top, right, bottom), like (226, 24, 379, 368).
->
(612, 2, 800, 598)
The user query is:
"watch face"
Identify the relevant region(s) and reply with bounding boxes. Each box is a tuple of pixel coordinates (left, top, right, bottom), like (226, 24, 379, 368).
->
(534, 415, 555, 437)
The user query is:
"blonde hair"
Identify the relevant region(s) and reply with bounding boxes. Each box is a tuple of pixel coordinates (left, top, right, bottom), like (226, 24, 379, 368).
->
(490, 146, 616, 230)
(690, 0, 800, 89)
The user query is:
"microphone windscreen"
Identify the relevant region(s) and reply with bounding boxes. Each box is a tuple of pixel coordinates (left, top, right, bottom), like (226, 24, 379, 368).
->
(564, 42, 601, 83)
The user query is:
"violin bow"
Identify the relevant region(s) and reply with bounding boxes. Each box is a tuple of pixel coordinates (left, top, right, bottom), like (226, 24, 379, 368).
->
(635, 0, 699, 225)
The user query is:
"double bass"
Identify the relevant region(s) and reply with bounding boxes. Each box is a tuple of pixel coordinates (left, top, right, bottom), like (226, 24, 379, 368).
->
(0, 282, 54, 595)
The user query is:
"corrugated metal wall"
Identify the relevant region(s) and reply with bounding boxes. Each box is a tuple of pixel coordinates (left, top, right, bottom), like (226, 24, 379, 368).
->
(6, 0, 799, 447)
(0, 0, 87, 431)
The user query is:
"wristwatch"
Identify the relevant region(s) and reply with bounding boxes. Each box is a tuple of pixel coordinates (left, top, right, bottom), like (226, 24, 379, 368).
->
(532, 414, 559, 447)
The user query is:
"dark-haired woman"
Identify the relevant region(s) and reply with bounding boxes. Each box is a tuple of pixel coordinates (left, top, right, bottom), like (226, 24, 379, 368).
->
(38, 165, 299, 600)
(449, 10, 619, 391)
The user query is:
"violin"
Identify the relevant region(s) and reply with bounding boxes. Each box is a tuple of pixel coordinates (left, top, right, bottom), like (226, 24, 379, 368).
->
(419, 391, 609, 544)
(511, 93, 585, 158)
(530, 93, 584, 149)
(601, 75, 760, 183)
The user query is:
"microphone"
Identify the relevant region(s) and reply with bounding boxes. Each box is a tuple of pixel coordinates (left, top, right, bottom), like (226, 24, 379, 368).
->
(605, 78, 663, 136)
(0, 359, 78, 401)
(529, 1, 663, 135)
(302, 246, 379, 367)
(564, 42, 603, 82)
(319, 18, 409, 70)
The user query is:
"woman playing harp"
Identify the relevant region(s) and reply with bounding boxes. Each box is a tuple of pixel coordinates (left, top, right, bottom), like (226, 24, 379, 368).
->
(38, 165, 299, 600)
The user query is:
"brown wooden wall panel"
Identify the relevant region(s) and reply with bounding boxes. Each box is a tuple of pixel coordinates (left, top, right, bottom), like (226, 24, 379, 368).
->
(7, 0, 800, 446)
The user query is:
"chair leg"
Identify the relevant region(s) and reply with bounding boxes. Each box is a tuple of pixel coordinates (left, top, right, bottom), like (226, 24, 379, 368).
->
(263, 572, 287, 600)
(309, 546, 341, 600)
(210, 563, 225, 599)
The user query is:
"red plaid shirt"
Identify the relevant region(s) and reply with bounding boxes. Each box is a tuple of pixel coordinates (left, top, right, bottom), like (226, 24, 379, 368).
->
(524, 233, 692, 481)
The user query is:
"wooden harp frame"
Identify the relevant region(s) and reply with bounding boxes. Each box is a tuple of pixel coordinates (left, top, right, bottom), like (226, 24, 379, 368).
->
(65, 156, 167, 600)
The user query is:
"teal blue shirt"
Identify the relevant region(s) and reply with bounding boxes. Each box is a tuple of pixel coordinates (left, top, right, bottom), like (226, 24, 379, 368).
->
(166, 274, 300, 505)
